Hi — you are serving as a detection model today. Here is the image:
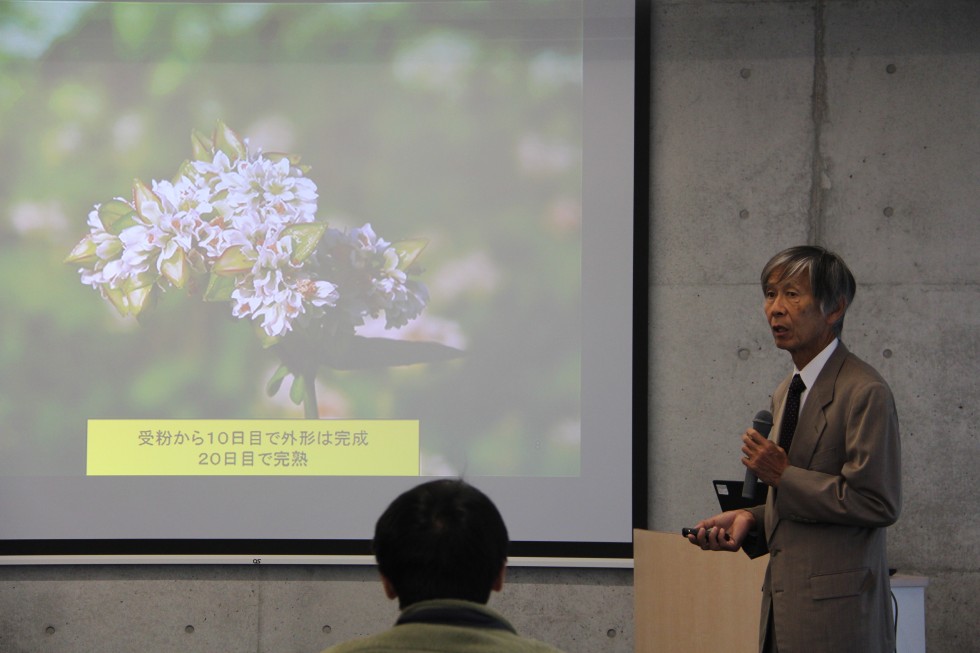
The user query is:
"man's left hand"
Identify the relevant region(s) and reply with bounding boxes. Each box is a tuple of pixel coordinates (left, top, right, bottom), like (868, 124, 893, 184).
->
(741, 428, 789, 487)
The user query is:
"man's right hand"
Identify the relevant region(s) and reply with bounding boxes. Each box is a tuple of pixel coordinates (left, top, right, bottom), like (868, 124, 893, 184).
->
(684, 509, 756, 552)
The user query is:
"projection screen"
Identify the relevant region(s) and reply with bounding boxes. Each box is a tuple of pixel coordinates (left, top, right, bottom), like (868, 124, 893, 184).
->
(0, 0, 647, 563)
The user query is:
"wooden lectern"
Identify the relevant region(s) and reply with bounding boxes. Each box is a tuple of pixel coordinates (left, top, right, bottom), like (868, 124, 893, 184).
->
(633, 529, 768, 653)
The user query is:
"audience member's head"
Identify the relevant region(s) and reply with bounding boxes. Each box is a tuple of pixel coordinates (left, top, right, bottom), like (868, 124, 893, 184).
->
(373, 479, 509, 609)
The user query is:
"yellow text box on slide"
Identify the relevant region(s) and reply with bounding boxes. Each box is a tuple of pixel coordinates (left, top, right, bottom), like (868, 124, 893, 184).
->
(87, 419, 419, 476)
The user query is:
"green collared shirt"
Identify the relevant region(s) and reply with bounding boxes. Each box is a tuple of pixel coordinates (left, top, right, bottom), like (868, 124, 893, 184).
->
(321, 598, 566, 653)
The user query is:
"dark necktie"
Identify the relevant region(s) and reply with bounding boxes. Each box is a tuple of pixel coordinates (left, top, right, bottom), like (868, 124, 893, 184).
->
(777, 374, 807, 453)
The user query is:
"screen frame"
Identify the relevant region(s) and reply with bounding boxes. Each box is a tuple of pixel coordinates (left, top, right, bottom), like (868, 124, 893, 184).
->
(0, 0, 650, 566)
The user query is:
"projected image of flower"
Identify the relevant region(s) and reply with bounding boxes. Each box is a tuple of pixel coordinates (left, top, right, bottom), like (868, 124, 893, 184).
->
(67, 122, 456, 418)
(0, 0, 584, 478)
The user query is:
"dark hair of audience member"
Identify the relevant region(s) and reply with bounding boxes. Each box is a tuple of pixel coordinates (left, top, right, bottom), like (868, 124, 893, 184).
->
(373, 479, 509, 608)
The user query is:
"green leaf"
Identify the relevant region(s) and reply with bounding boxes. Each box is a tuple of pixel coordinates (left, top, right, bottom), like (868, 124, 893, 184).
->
(174, 159, 195, 183)
(257, 327, 281, 349)
(131, 178, 158, 219)
(117, 265, 157, 293)
(160, 249, 188, 288)
(64, 235, 100, 266)
(103, 287, 127, 315)
(105, 212, 141, 236)
(186, 248, 208, 275)
(265, 364, 291, 397)
(318, 336, 463, 370)
(125, 285, 154, 316)
(212, 245, 254, 276)
(210, 188, 229, 208)
(191, 129, 212, 161)
(264, 152, 302, 166)
(203, 272, 236, 302)
(97, 199, 134, 231)
(288, 373, 306, 405)
(105, 284, 153, 318)
(283, 222, 326, 264)
(213, 120, 247, 161)
(393, 238, 428, 270)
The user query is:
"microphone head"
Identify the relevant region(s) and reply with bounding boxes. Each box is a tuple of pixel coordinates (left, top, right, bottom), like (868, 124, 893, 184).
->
(752, 410, 773, 436)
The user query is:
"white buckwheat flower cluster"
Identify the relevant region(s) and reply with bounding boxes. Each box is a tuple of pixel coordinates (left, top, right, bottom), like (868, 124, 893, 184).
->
(315, 223, 429, 331)
(67, 123, 427, 343)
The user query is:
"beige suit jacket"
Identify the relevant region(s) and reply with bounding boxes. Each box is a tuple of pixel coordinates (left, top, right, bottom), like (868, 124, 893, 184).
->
(746, 342, 902, 653)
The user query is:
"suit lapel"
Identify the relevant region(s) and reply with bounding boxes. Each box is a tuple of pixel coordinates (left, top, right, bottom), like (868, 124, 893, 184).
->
(770, 376, 793, 444)
(765, 375, 793, 541)
(788, 343, 849, 468)
(764, 343, 850, 542)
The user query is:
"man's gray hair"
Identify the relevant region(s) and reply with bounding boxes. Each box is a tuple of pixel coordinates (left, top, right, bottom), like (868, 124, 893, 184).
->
(761, 246, 856, 337)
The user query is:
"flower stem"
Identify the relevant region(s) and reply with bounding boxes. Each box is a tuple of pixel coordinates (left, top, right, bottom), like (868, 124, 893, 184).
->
(302, 371, 319, 419)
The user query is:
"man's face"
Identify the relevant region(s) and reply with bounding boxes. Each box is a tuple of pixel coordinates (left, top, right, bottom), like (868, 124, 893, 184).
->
(763, 270, 839, 368)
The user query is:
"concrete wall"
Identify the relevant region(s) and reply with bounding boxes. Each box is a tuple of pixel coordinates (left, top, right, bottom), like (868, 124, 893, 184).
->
(1, 1, 977, 652)
(647, 1, 978, 652)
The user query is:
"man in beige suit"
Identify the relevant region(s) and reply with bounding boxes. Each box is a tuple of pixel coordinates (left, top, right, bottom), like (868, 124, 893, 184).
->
(687, 246, 901, 653)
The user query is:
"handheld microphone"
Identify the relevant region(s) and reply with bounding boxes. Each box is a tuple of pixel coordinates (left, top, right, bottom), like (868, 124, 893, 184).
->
(741, 410, 773, 500)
